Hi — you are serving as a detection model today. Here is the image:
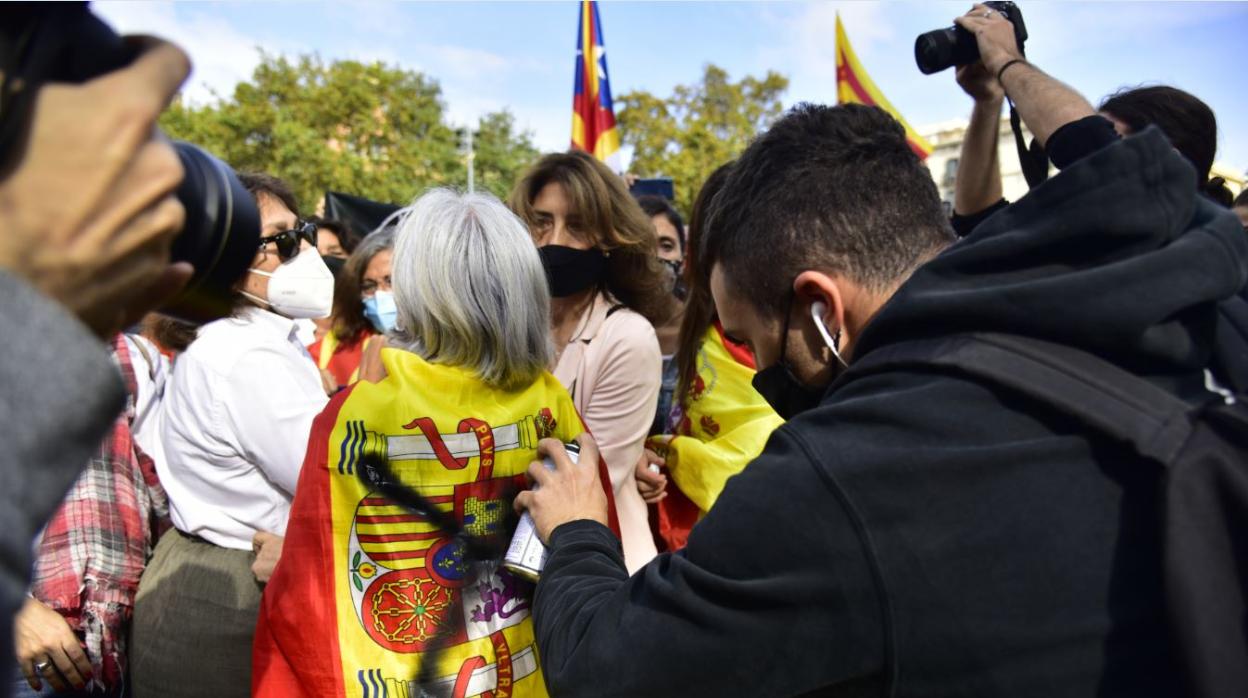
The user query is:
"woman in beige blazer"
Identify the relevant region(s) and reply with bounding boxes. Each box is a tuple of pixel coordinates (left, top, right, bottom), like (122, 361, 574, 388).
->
(510, 151, 672, 573)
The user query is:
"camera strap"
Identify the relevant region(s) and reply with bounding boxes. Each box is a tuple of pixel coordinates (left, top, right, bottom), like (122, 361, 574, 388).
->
(1005, 55, 1049, 189)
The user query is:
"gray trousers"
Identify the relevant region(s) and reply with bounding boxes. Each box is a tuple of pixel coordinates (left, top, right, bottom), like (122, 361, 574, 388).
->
(129, 529, 261, 698)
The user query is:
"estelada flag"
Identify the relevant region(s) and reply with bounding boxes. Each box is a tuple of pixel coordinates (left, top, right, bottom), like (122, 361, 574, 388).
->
(571, 0, 622, 172)
(836, 13, 934, 159)
(254, 349, 618, 697)
(650, 322, 784, 551)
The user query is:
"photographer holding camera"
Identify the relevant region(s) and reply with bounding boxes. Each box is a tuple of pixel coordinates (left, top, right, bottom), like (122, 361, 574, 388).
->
(948, 7, 1248, 397)
(0, 3, 268, 695)
(515, 4, 1248, 697)
(0, 30, 193, 697)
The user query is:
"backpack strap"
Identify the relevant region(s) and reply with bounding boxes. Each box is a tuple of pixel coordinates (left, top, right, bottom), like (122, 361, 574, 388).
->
(845, 333, 1195, 465)
(125, 333, 158, 381)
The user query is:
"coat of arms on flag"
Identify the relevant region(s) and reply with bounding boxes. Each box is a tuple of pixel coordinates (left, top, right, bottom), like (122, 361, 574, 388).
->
(254, 351, 617, 698)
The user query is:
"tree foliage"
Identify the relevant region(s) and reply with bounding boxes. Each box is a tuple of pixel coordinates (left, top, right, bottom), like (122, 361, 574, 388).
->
(617, 65, 788, 215)
(160, 53, 539, 213)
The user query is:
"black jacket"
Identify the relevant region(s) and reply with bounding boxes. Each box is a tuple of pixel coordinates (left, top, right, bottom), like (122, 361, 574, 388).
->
(532, 128, 1248, 697)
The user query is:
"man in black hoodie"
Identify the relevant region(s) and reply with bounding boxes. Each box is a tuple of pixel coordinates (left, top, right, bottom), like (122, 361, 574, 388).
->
(515, 7, 1248, 697)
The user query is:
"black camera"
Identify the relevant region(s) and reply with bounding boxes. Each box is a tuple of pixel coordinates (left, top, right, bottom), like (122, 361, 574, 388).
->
(0, 2, 260, 323)
(914, 2, 1028, 75)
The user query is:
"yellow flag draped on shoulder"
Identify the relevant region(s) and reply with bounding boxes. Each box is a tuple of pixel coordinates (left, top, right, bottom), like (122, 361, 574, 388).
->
(255, 349, 592, 697)
(836, 13, 934, 159)
(652, 323, 784, 550)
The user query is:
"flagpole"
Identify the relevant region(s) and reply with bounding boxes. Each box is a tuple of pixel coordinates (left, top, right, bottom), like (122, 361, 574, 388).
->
(466, 126, 475, 195)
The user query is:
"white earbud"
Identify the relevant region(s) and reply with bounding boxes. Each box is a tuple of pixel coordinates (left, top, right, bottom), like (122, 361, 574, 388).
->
(810, 300, 848, 368)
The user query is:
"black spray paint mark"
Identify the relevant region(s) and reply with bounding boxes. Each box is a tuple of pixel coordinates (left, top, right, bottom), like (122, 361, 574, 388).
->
(356, 450, 528, 695)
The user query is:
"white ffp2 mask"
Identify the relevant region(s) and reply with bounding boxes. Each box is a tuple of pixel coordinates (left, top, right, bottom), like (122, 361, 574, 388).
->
(243, 248, 335, 319)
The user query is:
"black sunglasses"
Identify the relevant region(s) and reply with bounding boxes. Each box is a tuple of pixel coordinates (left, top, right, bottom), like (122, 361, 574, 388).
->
(259, 221, 318, 260)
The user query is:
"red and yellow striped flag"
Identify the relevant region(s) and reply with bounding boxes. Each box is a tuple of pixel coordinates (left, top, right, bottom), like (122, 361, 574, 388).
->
(650, 322, 784, 551)
(571, 0, 622, 172)
(836, 13, 933, 159)
(253, 349, 617, 697)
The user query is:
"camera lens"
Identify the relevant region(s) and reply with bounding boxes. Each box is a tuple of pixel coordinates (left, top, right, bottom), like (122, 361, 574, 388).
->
(163, 142, 261, 323)
(915, 28, 960, 75)
(914, 24, 984, 75)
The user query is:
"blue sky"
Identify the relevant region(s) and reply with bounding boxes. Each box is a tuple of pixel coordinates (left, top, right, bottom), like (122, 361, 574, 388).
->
(97, 1, 1248, 174)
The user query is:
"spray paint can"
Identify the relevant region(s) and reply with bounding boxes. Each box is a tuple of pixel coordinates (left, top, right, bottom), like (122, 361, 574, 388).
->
(504, 442, 580, 581)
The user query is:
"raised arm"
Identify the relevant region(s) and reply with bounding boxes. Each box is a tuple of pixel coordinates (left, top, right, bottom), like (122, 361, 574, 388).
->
(953, 60, 1005, 217)
(956, 4, 1096, 148)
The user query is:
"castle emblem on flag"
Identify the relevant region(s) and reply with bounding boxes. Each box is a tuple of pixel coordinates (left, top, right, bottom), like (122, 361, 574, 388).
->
(340, 409, 556, 654)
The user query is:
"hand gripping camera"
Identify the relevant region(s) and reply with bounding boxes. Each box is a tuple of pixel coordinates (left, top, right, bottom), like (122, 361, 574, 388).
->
(0, 2, 260, 323)
(914, 1, 1028, 75)
(914, 3, 1048, 189)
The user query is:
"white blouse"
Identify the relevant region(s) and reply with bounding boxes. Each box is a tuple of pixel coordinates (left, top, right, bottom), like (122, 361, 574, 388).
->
(158, 307, 328, 550)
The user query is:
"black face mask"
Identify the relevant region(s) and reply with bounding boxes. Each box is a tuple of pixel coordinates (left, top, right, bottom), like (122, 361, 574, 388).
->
(539, 245, 608, 298)
(660, 258, 687, 301)
(750, 294, 832, 420)
(322, 254, 347, 280)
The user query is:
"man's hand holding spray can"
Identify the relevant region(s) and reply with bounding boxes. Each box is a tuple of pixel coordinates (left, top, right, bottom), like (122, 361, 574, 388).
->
(509, 435, 610, 580)
(505, 443, 581, 580)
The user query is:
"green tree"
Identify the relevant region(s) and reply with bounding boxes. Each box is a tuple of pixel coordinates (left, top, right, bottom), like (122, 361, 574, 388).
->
(471, 111, 541, 200)
(617, 65, 788, 215)
(160, 53, 539, 212)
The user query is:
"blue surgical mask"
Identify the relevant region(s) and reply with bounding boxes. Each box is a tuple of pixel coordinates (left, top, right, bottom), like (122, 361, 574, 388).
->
(362, 290, 398, 333)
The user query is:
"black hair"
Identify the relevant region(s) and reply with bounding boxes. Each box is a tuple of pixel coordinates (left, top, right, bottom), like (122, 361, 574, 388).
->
(238, 172, 301, 218)
(1099, 86, 1228, 204)
(1204, 178, 1234, 208)
(675, 163, 734, 403)
(233, 171, 300, 314)
(308, 216, 362, 254)
(702, 102, 954, 317)
(636, 195, 686, 253)
(1235, 188, 1248, 209)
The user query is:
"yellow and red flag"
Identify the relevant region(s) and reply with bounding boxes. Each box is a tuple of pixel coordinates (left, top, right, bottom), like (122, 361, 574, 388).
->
(571, 0, 622, 171)
(836, 13, 934, 159)
(254, 349, 617, 697)
(650, 322, 784, 551)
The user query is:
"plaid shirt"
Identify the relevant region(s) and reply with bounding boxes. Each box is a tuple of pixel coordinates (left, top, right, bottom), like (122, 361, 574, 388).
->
(30, 335, 170, 690)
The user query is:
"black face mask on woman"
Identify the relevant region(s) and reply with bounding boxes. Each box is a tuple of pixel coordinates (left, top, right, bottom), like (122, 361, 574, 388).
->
(751, 295, 848, 420)
(539, 245, 607, 297)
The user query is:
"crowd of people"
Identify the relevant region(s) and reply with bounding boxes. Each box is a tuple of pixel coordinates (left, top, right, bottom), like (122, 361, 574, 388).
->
(2, 4, 1247, 698)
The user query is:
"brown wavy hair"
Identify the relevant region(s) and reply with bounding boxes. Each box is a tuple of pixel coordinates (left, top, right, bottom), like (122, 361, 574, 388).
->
(675, 162, 736, 402)
(509, 151, 672, 325)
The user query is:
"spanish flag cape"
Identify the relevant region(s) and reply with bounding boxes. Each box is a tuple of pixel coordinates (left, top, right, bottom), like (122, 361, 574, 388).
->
(652, 322, 784, 550)
(254, 348, 616, 697)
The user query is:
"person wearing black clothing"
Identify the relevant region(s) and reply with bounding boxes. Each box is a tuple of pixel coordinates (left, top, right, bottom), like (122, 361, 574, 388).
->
(948, 17, 1248, 397)
(515, 6, 1248, 697)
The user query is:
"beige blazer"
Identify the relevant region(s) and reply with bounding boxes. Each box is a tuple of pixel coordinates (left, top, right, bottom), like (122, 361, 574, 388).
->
(554, 292, 662, 573)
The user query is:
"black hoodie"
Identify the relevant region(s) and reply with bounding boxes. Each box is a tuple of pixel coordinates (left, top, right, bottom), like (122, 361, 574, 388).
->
(532, 128, 1248, 697)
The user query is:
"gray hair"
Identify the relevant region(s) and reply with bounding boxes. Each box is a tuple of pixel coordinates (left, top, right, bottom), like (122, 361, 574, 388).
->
(353, 226, 396, 269)
(391, 188, 553, 391)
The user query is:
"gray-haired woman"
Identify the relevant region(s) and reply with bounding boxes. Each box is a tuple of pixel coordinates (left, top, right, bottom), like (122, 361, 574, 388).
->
(252, 189, 618, 696)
